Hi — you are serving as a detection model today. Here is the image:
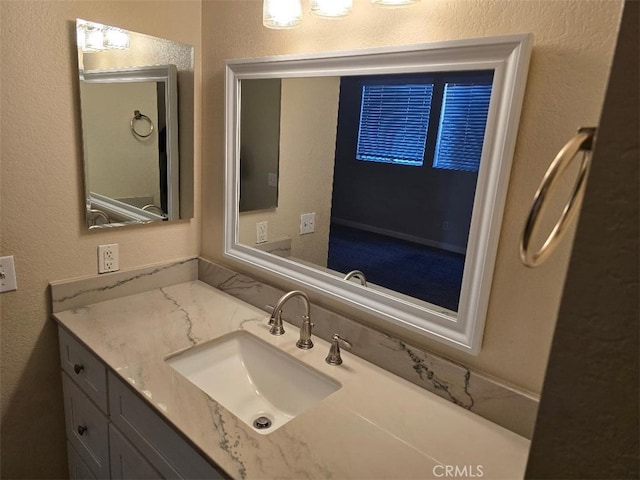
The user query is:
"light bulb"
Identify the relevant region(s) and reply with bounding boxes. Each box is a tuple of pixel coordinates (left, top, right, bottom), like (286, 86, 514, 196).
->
(263, 0, 303, 29)
(310, 0, 353, 18)
(371, 0, 420, 6)
(84, 27, 105, 51)
(104, 28, 130, 50)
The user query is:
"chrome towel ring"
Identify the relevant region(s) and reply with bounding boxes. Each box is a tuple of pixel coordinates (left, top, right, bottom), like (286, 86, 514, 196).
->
(130, 110, 154, 138)
(520, 127, 597, 268)
(141, 204, 165, 216)
(88, 208, 110, 225)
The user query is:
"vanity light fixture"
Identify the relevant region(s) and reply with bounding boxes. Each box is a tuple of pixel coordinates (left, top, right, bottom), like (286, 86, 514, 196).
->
(81, 25, 105, 51)
(310, 0, 353, 18)
(263, 0, 303, 29)
(262, 0, 417, 29)
(76, 20, 130, 52)
(104, 27, 130, 50)
(371, 0, 420, 6)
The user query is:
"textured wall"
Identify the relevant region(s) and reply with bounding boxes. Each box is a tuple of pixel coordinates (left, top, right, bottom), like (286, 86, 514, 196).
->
(526, 0, 639, 475)
(0, 2, 202, 478)
(201, 0, 623, 395)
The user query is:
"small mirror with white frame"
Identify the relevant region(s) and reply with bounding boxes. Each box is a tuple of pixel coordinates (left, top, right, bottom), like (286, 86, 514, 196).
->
(224, 34, 533, 354)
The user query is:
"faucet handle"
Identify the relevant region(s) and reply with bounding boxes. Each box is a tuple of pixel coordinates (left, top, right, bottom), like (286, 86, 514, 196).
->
(269, 310, 285, 336)
(296, 314, 314, 350)
(265, 305, 275, 326)
(325, 334, 352, 366)
(267, 305, 285, 335)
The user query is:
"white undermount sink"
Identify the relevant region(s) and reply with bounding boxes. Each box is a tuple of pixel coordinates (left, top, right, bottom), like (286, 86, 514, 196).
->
(166, 330, 341, 434)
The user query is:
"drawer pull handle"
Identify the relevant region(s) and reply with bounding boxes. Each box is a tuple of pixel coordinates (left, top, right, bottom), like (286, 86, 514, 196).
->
(77, 425, 88, 436)
(73, 364, 84, 375)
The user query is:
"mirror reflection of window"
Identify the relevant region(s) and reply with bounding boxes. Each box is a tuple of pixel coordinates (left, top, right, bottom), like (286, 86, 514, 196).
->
(434, 82, 493, 172)
(356, 83, 434, 166)
(329, 71, 494, 311)
(238, 71, 495, 312)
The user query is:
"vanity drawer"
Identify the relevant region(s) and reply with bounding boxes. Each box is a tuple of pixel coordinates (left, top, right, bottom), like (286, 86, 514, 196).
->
(67, 441, 97, 480)
(109, 424, 163, 479)
(63, 373, 110, 479)
(108, 372, 225, 479)
(59, 327, 108, 413)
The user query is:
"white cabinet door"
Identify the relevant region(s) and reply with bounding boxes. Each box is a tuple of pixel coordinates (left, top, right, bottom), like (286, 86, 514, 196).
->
(59, 327, 108, 413)
(109, 424, 163, 479)
(67, 442, 97, 480)
(108, 372, 226, 479)
(62, 372, 110, 479)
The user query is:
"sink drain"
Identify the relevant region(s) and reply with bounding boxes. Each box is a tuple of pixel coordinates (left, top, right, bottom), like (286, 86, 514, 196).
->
(253, 416, 272, 430)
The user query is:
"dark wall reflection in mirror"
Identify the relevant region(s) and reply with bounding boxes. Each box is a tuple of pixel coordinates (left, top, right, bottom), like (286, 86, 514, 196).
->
(240, 79, 281, 212)
(239, 70, 494, 312)
(76, 19, 194, 229)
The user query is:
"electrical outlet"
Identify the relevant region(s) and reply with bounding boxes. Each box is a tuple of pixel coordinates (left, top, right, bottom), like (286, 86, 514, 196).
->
(0, 256, 17, 293)
(256, 221, 268, 244)
(300, 213, 315, 235)
(98, 244, 119, 274)
(443, 221, 450, 231)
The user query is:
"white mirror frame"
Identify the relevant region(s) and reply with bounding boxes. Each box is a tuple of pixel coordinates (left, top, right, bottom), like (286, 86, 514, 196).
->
(224, 34, 532, 354)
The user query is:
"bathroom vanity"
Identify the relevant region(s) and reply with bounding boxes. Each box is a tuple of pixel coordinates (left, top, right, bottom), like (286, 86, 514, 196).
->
(59, 327, 224, 479)
(53, 264, 530, 479)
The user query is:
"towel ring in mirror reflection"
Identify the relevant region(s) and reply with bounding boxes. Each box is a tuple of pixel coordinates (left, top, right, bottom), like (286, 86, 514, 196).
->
(130, 110, 154, 138)
(520, 127, 597, 268)
(141, 204, 165, 216)
(88, 208, 110, 226)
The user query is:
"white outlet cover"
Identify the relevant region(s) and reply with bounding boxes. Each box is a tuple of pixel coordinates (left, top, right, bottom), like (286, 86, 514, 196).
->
(0, 256, 17, 293)
(300, 213, 315, 235)
(98, 244, 119, 273)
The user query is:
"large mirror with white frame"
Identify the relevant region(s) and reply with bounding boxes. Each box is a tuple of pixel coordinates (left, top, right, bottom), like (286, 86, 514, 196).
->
(225, 34, 532, 354)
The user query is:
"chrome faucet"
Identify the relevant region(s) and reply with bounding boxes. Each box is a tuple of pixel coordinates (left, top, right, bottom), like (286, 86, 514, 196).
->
(268, 290, 314, 349)
(343, 270, 367, 286)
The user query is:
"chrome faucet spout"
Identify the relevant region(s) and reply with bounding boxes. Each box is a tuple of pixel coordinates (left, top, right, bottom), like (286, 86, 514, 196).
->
(269, 290, 314, 349)
(344, 270, 367, 286)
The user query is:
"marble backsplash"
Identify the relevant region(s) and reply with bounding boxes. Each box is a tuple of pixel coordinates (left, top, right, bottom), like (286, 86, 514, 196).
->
(50, 257, 198, 313)
(50, 256, 538, 438)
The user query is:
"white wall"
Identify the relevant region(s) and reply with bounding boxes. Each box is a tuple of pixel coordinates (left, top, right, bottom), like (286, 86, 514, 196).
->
(202, 0, 624, 396)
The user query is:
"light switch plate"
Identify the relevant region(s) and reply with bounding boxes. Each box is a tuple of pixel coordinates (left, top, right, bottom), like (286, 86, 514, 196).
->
(0, 256, 17, 293)
(256, 221, 268, 244)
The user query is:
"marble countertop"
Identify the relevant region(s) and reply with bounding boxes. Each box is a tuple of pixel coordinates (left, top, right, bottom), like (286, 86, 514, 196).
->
(54, 280, 529, 479)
